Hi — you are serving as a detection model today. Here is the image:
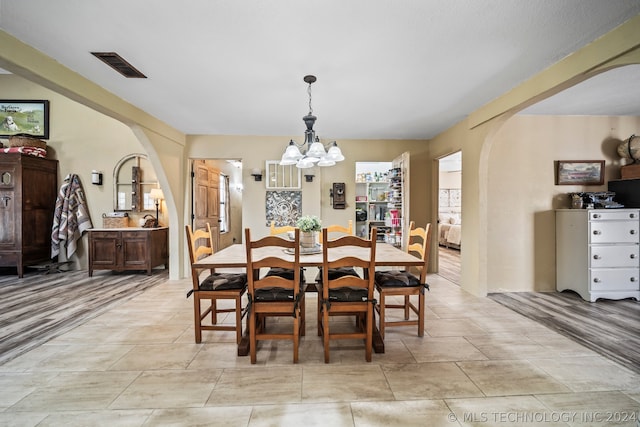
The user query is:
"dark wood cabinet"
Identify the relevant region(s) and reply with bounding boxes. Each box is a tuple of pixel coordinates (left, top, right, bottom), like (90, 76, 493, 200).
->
(88, 227, 168, 276)
(0, 154, 58, 277)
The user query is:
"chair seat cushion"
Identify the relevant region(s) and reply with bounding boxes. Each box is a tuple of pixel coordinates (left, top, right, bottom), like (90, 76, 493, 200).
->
(317, 283, 369, 302)
(315, 267, 359, 283)
(200, 273, 247, 291)
(266, 267, 306, 284)
(374, 270, 421, 288)
(254, 287, 296, 302)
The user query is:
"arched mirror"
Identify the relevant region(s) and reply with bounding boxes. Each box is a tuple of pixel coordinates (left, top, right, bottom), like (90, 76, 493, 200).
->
(113, 153, 158, 212)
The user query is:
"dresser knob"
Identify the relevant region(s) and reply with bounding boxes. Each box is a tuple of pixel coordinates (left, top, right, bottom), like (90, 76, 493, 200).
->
(631, 277, 637, 282)
(631, 254, 637, 259)
(593, 278, 601, 283)
(593, 214, 601, 219)
(630, 213, 636, 218)
(593, 230, 601, 235)
(631, 230, 637, 235)
(593, 254, 601, 260)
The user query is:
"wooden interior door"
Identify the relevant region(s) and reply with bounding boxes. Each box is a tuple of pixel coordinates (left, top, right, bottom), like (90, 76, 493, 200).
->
(193, 160, 220, 253)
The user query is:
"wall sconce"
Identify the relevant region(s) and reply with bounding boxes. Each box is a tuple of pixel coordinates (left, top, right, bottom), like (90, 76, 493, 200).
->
(304, 174, 315, 182)
(91, 170, 103, 185)
(251, 168, 263, 181)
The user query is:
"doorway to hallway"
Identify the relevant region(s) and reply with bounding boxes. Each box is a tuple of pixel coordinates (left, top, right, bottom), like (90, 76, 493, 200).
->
(190, 158, 244, 252)
(437, 152, 461, 284)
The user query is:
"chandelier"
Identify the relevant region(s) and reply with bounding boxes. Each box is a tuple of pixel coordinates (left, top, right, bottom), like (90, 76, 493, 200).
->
(279, 75, 344, 168)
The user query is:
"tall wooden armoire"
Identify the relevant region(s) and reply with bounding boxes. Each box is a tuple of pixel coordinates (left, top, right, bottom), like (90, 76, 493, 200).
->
(0, 154, 58, 277)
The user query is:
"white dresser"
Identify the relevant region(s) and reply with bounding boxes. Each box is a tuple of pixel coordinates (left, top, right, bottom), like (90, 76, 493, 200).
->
(556, 208, 640, 302)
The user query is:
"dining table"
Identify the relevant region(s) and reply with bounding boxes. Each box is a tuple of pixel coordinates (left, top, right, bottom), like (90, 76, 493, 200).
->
(193, 242, 424, 356)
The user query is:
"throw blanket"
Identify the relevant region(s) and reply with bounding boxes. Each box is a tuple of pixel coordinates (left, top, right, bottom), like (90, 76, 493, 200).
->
(51, 174, 93, 258)
(1, 146, 47, 158)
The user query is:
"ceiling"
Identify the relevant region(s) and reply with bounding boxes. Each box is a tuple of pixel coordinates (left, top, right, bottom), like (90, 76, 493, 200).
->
(1, 1, 639, 141)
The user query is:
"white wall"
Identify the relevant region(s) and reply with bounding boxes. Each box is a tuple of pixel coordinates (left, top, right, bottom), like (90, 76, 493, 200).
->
(440, 171, 461, 189)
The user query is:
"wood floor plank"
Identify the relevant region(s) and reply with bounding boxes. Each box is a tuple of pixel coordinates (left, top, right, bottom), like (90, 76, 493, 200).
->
(489, 291, 640, 374)
(438, 246, 460, 284)
(0, 269, 169, 364)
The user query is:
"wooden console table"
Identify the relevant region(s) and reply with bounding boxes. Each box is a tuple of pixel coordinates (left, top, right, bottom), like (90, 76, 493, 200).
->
(88, 227, 168, 276)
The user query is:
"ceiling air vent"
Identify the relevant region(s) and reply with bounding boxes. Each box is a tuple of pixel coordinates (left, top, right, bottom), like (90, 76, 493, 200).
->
(90, 52, 147, 78)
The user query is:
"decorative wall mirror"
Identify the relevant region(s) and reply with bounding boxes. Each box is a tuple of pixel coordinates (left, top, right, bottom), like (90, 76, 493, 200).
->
(113, 153, 158, 212)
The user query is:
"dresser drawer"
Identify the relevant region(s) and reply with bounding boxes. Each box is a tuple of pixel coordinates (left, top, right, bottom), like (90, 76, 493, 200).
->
(0, 252, 18, 266)
(589, 245, 639, 268)
(590, 210, 639, 221)
(589, 221, 639, 244)
(590, 268, 639, 291)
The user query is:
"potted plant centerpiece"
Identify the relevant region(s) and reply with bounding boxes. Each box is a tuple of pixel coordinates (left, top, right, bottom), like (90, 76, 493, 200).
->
(296, 215, 321, 248)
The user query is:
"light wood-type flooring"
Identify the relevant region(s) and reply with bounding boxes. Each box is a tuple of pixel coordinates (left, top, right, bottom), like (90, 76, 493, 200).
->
(437, 246, 460, 284)
(0, 268, 169, 365)
(489, 291, 640, 375)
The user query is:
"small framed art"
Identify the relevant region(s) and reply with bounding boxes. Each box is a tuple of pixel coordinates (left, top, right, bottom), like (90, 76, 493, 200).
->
(0, 100, 50, 139)
(555, 160, 604, 185)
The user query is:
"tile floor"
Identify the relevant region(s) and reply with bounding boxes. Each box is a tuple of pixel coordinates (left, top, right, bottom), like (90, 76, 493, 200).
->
(0, 275, 638, 426)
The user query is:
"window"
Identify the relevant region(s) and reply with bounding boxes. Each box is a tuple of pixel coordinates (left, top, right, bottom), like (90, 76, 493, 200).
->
(220, 174, 229, 233)
(265, 160, 301, 189)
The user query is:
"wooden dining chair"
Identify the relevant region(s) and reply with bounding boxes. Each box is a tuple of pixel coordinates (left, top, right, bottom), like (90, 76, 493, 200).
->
(270, 220, 295, 236)
(315, 220, 359, 284)
(318, 220, 353, 243)
(245, 228, 306, 364)
(317, 227, 377, 363)
(185, 225, 248, 344)
(374, 221, 431, 339)
(268, 220, 304, 280)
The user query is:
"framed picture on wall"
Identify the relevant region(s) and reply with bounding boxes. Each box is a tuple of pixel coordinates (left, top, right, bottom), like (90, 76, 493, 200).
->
(555, 160, 605, 185)
(0, 100, 50, 139)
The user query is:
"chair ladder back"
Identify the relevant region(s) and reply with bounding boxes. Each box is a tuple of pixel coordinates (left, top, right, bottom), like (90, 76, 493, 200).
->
(270, 220, 296, 236)
(244, 227, 304, 364)
(186, 225, 213, 262)
(185, 225, 202, 289)
(406, 222, 432, 283)
(319, 227, 377, 363)
(319, 220, 353, 243)
(245, 228, 301, 294)
(322, 228, 377, 294)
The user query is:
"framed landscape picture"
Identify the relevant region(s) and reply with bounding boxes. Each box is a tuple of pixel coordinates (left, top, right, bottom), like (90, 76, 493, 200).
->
(555, 160, 605, 185)
(0, 100, 50, 139)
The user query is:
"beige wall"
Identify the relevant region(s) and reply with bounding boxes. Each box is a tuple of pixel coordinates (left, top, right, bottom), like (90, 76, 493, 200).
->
(0, 74, 148, 269)
(187, 135, 430, 239)
(1, 17, 638, 289)
(427, 17, 640, 296)
(487, 115, 640, 292)
(1, 30, 187, 279)
(0, 73, 431, 279)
